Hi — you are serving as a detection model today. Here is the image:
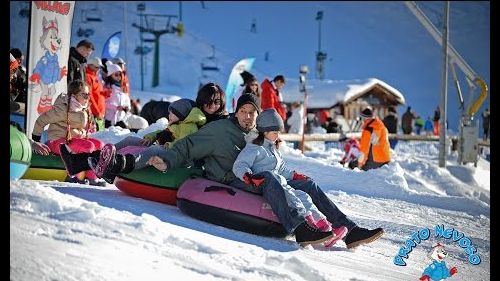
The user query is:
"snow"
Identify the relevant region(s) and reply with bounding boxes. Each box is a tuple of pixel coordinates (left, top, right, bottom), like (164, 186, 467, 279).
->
(11, 130, 490, 281)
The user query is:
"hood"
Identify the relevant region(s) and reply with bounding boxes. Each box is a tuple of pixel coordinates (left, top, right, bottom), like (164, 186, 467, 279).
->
(244, 129, 259, 143)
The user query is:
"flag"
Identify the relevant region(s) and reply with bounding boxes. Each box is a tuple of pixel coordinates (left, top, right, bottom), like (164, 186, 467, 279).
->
(26, 1, 75, 138)
(102, 31, 122, 59)
(224, 57, 255, 113)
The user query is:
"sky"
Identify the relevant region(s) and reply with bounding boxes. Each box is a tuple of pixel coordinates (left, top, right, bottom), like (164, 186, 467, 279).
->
(10, 1, 490, 131)
(10, 126, 490, 280)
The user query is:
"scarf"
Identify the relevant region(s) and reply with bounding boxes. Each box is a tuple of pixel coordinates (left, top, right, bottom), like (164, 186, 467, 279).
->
(69, 95, 86, 112)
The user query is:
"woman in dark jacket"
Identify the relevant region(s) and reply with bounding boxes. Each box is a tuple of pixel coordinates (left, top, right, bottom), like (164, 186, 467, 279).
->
(196, 82, 229, 123)
(383, 106, 399, 149)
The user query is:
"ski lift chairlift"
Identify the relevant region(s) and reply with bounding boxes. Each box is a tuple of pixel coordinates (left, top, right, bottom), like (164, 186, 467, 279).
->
(201, 45, 220, 72)
(201, 57, 220, 72)
(84, 7, 103, 22)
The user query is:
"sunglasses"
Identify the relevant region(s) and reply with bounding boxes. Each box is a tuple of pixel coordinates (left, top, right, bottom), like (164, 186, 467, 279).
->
(206, 99, 222, 106)
(77, 92, 90, 99)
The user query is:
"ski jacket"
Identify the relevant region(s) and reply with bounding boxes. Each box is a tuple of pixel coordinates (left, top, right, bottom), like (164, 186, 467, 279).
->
(67, 47, 87, 83)
(33, 93, 92, 141)
(105, 84, 131, 126)
(162, 117, 252, 184)
(261, 79, 286, 120)
(424, 120, 434, 132)
(401, 111, 415, 131)
(358, 117, 391, 167)
(382, 113, 398, 134)
(165, 107, 207, 148)
(341, 138, 361, 164)
(85, 66, 106, 119)
(233, 138, 294, 181)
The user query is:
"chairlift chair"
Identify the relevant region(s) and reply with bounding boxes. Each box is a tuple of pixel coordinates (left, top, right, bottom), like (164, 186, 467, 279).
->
(200, 45, 220, 72)
(84, 3, 103, 22)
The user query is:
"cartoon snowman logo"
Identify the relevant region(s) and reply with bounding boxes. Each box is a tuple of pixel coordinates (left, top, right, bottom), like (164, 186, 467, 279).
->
(420, 243, 458, 281)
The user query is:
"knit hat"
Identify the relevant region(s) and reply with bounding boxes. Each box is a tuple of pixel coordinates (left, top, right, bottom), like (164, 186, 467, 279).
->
(360, 106, 374, 118)
(235, 93, 260, 113)
(87, 57, 103, 68)
(168, 98, 194, 121)
(106, 61, 122, 77)
(256, 109, 284, 132)
(240, 70, 255, 86)
(111, 57, 126, 65)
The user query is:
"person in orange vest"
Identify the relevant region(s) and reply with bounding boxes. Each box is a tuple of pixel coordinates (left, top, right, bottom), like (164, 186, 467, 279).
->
(260, 75, 286, 121)
(358, 106, 391, 171)
(85, 57, 107, 131)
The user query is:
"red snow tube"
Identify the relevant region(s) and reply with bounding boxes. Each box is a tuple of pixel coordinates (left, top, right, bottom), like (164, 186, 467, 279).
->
(176, 178, 288, 237)
(114, 146, 203, 205)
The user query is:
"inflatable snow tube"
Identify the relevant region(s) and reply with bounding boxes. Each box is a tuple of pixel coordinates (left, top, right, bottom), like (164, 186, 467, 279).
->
(114, 146, 203, 205)
(22, 153, 67, 181)
(176, 178, 288, 237)
(10, 125, 31, 180)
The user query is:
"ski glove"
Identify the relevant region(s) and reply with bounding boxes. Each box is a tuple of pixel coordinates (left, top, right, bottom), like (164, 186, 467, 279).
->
(143, 130, 161, 143)
(419, 276, 430, 281)
(243, 172, 265, 187)
(450, 267, 458, 276)
(32, 134, 41, 142)
(292, 171, 309, 181)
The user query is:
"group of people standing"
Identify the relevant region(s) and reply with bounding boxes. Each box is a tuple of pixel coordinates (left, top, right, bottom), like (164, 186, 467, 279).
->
(401, 106, 441, 136)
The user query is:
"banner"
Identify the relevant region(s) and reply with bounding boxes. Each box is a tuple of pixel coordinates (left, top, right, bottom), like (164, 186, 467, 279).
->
(224, 57, 255, 113)
(102, 31, 122, 59)
(26, 1, 75, 138)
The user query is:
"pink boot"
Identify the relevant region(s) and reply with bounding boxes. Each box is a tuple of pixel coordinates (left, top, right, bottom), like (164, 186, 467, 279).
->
(315, 218, 333, 232)
(324, 226, 348, 247)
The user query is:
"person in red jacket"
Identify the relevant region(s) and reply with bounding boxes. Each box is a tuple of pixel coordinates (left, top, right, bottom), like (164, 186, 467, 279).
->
(338, 134, 362, 169)
(357, 106, 391, 170)
(85, 57, 107, 131)
(260, 75, 287, 121)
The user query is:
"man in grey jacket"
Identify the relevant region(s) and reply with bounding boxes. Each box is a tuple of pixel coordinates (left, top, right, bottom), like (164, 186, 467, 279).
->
(60, 94, 384, 248)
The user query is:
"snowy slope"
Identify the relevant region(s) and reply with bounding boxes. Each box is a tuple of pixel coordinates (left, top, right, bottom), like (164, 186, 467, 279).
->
(10, 131, 490, 281)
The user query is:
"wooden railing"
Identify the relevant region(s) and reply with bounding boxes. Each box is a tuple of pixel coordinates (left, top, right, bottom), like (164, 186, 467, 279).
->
(280, 133, 490, 147)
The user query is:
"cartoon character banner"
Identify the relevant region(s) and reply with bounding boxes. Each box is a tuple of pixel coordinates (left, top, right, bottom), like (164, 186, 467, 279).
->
(26, 1, 75, 137)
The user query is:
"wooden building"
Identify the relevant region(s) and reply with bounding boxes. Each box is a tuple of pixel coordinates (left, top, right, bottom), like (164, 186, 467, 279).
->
(282, 78, 406, 130)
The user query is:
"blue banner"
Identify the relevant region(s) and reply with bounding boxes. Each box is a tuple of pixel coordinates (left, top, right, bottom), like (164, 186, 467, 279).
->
(102, 31, 121, 59)
(224, 57, 255, 113)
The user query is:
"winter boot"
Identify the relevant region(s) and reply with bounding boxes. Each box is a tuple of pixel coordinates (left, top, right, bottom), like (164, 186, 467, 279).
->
(324, 226, 349, 248)
(294, 221, 335, 247)
(59, 144, 99, 175)
(315, 218, 333, 232)
(344, 226, 384, 249)
(87, 178, 107, 187)
(91, 143, 117, 178)
(89, 152, 135, 184)
(65, 175, 89, 185)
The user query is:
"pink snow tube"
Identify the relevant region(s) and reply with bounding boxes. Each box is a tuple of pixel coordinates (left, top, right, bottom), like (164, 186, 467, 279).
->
(176, 178, 287, 237)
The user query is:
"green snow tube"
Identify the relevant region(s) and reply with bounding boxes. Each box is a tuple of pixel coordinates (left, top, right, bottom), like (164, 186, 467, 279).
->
(10, 125, 32, 180)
